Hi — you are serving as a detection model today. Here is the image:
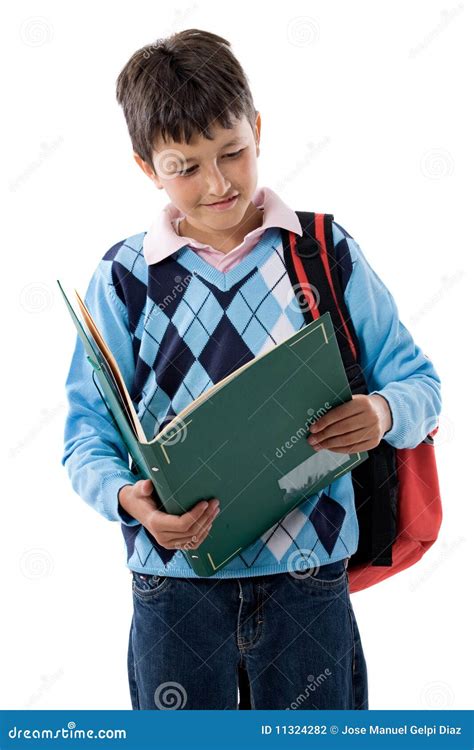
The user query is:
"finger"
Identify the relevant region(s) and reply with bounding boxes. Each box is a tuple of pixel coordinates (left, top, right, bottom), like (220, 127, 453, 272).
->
(161, 522, 211, 543)
(175, 503, 219, 535)
(334, 444, 372, 454)
(309, 424, 373, 446)
(309, 415, 369, 440)
(311, 440, 373, 454)
(154, 499, 217, 534)
(186, 505, 220, 535)
(169, 519, 214, 549)
(179, 498, 220, 531)
(137, 479, 155, 496)
(309, 399, 367, 434)
(160, 509, 218, 540)
(168, 530, 207, 550)
(189, 519, 214, 547)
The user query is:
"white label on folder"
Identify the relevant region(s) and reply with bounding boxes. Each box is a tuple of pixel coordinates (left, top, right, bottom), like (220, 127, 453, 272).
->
(278, 450, 350, 503)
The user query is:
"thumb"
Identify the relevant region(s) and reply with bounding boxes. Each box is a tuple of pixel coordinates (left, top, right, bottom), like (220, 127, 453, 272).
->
(139, 479, 154, 496)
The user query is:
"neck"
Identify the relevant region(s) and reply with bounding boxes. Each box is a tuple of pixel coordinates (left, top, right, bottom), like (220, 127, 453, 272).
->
(179, 201, 264, 254)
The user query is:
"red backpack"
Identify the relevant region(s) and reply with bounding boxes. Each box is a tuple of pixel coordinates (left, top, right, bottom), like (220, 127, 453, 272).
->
(281, 212, 442, 593)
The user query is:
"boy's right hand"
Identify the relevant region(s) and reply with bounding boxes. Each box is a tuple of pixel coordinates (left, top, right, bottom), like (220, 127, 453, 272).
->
(118, 479, 220, 550)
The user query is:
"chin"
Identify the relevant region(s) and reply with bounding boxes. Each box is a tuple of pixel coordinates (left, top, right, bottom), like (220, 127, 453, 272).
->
(200, 201, 247, 219)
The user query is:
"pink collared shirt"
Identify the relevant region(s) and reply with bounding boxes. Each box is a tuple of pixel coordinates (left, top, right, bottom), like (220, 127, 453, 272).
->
(142, 186, 303, 272)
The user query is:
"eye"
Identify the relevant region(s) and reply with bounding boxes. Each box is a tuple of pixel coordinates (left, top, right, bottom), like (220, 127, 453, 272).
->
(180, 165, 198, 177)
(179, 148, 245, 177)
(223, 148, 245, 159)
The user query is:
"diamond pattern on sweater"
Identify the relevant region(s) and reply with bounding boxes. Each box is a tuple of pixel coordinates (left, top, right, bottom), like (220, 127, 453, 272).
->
(309, 492, 347, 555)
(109, 227, 356, 574)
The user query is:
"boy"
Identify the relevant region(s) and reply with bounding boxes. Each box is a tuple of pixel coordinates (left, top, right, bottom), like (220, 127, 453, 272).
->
(61, 29, 442, 710)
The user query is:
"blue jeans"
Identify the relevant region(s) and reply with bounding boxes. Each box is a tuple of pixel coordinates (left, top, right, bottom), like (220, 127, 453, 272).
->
(127, 557, 368, 710)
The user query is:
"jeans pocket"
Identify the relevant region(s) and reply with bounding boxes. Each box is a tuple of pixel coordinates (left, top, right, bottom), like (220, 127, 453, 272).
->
(288, 557, 348, 589)
(131, 571, 171, 600)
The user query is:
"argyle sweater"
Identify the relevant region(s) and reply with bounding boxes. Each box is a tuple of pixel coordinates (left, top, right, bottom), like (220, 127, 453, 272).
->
(61, 220, 442, 577)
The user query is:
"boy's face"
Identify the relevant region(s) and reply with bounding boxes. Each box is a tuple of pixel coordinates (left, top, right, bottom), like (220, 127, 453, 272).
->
(134, 113, 261, 240)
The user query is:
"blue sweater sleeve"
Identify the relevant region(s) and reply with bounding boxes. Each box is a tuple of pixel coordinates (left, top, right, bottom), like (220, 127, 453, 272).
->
(61, 259, 140, 525)
(333, 222, 442, 449)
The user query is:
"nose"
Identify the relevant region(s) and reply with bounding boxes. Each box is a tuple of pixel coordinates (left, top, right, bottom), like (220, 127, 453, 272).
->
(204, 163, 231, 198)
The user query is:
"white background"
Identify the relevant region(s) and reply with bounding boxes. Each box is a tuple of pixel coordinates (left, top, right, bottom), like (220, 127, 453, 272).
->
(1, 0, 471, 710)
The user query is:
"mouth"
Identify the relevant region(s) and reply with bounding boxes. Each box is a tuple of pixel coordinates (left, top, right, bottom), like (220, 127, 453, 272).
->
(202, 193, 239, 210)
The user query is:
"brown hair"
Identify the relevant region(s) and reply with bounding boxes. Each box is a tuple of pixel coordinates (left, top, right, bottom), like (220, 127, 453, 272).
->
(115, 29, 257, 173)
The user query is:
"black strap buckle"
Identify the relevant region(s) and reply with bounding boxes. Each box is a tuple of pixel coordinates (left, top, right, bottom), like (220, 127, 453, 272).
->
(295, 234, 321, 260)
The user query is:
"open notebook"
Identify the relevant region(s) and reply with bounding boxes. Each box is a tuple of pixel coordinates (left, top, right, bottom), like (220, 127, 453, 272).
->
(58, 280, 368, 576)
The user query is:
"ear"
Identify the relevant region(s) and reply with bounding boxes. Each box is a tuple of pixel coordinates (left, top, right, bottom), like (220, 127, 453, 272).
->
(254, 111, 261, 156)
(133, 152, 163, 189)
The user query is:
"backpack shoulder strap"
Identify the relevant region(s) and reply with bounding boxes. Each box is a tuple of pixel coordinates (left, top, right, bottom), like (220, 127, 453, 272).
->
(281, 211, 397, 567)
(281, 212, 364, 394)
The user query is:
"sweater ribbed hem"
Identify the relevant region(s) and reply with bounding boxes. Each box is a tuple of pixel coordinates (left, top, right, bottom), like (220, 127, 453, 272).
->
(126, 550, 356, 579)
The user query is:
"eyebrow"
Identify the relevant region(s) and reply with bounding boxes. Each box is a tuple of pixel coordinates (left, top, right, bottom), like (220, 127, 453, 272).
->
(181, 137, 246, 164)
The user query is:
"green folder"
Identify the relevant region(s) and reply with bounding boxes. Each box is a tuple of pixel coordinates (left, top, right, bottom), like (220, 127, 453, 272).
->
(58, 280, 368, 576)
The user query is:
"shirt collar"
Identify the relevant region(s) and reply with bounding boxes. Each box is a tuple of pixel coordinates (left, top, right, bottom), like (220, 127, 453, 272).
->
(142, 186, 302, 266)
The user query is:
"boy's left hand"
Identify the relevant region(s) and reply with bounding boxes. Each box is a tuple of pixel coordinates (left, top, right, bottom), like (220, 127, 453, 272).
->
(307, 394, 393, 454)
